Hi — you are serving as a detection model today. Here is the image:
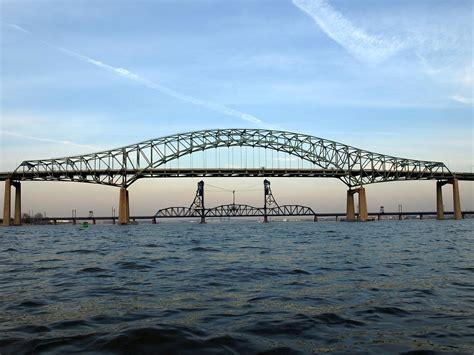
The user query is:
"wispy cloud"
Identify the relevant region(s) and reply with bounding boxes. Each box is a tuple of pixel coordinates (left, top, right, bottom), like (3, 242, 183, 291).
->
(5, 23, 264, 126)
(292, 0, 406, 64)
(0, 130, 101, 150)
(450, 95, 473, 106)
(5, 23, 31, 34)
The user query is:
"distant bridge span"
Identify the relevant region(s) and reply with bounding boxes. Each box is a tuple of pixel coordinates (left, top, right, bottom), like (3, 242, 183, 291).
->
(1, 128, 473, 225)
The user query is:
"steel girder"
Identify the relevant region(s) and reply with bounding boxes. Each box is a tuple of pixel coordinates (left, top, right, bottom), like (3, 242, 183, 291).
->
(13, 128, 451, 187)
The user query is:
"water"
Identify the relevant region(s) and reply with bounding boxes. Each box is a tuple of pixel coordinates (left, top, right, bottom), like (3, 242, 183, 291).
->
(0, 220, 473, 354)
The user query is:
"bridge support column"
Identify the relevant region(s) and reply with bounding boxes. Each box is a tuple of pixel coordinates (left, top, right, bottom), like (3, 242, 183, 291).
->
(3, 179, 12, 226)
(346, 187, 368, 222)
(346, 189, 355, 222)
(126, 190, 130, 222)
(436, 181, 445, 220)
(13, 182, 21, 226)
(118, 187, 130, 225)
(437, 179, 462, 220)
(452, 178, 462, 220)
(358, 187, 368, 222)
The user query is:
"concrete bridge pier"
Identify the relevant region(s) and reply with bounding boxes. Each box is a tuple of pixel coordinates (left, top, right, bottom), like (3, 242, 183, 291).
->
(126, 189, 130, 222)
(358, 187, 368, 221)
(346, 187, 368, 222)
(346, 190, 356, 221)
(118, 187, 130, 225)
(437, 179, 462, 220)
(3, 179, 22, 226)
(436, 181, 445, 220)
(13, 181, 21, 225)
(452, 179, 462, 220)
(3, 179, 12, 226)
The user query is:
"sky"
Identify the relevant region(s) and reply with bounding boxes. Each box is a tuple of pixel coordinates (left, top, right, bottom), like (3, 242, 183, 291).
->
(0, 0, 473, 216)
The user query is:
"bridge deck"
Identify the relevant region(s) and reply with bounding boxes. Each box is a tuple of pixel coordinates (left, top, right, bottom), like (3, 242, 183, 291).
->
(1, 168, 473, 182)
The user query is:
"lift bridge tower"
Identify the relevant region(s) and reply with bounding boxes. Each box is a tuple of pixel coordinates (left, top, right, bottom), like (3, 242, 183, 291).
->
(189, 180, 205, 224)
(186, 179, 281, 223)
(263, 179, 278, 223)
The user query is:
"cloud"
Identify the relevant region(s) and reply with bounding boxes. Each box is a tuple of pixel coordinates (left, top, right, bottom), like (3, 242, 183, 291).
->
(450, 95, 473, 106)
(0, 130, 100, 150)
(292, 0, 406, 64)
(5, 23, 264, 126)
(5, 23, 31, 34)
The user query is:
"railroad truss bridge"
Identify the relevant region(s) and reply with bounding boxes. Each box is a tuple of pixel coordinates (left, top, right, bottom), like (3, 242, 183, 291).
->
(156, 180, 316, 223)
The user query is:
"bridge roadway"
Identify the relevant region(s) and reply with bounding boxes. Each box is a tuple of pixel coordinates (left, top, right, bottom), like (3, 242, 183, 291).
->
(1, 168, 474, 182)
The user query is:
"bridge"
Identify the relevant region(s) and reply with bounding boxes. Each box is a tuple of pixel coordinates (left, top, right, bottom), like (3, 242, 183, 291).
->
(2, 128, 473, 225)
(154, 180, 317, 223)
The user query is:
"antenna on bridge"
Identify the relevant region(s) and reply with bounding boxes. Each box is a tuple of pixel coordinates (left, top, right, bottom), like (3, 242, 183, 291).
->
(263, 179, 278, 223)
(189, 180, 206, 224)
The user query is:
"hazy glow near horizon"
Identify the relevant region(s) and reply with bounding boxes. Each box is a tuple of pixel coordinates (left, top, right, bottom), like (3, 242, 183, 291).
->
(0, 0, 472, 214)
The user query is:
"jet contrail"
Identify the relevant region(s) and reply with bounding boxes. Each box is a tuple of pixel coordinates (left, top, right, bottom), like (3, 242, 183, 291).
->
(4, 23, 263, 125)
(292, 0, 405, 64)
(1, 130, 101, 150)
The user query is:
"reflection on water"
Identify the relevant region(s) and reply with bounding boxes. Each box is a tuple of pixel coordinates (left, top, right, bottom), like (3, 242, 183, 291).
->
(0, 220, 473, 354)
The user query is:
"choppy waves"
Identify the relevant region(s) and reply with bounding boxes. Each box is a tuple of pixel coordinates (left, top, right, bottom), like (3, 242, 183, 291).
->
(1, 220, 473, 354)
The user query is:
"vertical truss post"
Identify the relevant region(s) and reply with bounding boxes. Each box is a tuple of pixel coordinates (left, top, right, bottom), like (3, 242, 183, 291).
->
(3, 179, 11, 226)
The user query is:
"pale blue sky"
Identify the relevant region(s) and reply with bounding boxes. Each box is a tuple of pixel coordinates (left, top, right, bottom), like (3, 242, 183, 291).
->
(0, 0, 472, 215)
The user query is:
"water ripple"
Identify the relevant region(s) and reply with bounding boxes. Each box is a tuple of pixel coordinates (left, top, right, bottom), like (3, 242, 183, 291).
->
(0, 220, 473, 354)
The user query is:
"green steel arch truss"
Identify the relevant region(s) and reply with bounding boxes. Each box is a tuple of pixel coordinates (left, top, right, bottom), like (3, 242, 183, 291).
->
(13, 128, 452, 188)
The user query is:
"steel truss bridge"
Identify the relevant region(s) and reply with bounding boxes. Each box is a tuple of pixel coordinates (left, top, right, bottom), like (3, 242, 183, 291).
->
(155, 180, 317, 223)
(3, 128, 473, 187)
(157, 204, 316, 219)
(1, 128, 473, 225)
